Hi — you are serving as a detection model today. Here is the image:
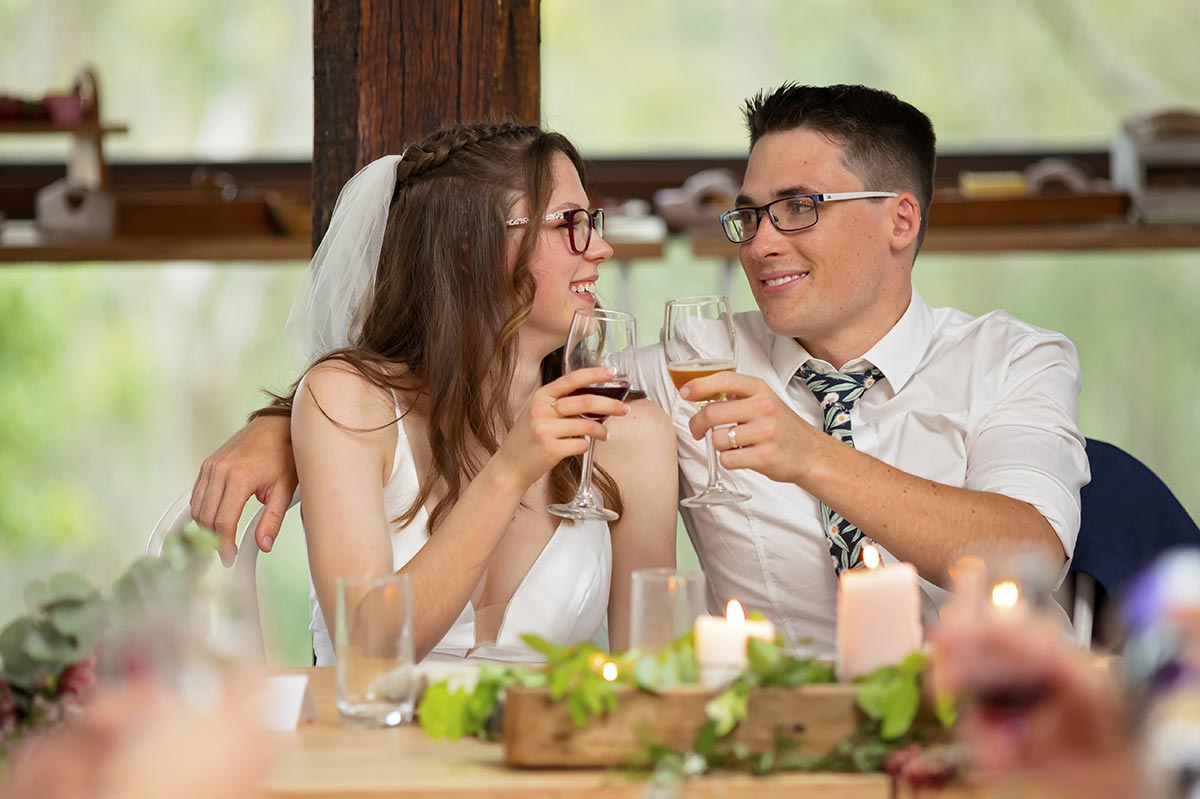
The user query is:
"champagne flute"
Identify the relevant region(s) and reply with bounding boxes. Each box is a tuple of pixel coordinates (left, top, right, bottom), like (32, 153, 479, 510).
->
(664, 295, 750, 507)
(548, 308, 637, 521)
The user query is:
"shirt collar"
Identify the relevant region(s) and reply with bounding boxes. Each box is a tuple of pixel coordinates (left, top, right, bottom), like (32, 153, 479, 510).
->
(767, 289, 935, 392)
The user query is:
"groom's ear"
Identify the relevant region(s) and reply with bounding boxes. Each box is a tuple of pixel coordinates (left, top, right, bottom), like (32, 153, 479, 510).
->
(888, 192, 921, 255)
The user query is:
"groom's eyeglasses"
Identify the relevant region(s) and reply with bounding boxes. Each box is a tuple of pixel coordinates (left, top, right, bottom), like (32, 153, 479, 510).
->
(719, 192, 897, 243)
(506, 208, 605, 255)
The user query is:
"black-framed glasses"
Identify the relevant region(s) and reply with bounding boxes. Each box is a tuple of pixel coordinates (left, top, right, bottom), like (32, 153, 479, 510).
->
(719, 192, 898, 244)
(506, 208, 605, 255)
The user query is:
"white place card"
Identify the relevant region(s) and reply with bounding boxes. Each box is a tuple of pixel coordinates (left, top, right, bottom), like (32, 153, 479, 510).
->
(261, 673, 316, 731)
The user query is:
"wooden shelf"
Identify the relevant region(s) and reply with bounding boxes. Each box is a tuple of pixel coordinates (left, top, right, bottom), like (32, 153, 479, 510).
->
(0, 122, 128, 135)
(0, 220, 665, 264)
(690, 222, 1200, 259)
(0, 221, 309, 263)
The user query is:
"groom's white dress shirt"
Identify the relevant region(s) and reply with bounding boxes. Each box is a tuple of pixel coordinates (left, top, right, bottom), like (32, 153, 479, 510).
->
(638, 290, 1090, 656)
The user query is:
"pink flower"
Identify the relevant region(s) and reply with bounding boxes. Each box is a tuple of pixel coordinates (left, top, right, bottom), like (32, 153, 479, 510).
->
(31, 694, 63, 726)
(0, 679, 17, 729)
(59, 656, 97, 699)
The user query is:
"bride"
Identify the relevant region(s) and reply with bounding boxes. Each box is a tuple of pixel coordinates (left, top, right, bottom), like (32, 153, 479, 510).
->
(199, 122, 677, 664)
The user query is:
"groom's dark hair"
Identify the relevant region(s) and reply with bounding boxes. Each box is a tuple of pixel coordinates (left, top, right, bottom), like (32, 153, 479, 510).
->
(743, 83, 936, 251)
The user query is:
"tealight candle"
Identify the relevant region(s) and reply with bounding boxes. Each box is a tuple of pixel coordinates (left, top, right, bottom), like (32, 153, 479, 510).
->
(836, 544, 923, 680)
(693, 599, 776, 688)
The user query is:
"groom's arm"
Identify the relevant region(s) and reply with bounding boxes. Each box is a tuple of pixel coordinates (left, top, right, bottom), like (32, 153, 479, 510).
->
(191, 412, 297, 564)
(681, 339, 1087, 588)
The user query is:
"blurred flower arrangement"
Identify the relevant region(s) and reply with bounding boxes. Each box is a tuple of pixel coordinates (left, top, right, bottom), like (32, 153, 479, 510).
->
(0, 527, 218, 757)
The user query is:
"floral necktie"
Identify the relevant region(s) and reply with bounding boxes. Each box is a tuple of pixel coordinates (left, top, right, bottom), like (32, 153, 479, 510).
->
(797, 365, 884, 575)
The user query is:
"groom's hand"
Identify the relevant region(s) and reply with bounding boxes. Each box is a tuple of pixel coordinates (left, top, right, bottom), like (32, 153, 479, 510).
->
(681, 372, 825, 485)
(191, 415, 298, 565)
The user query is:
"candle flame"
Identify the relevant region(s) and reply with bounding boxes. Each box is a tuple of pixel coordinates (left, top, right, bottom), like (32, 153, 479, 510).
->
(862, 544, 881, 570)
(601, 661, 618, 682)
(725, 599, 745, 624)
(991, 580, 1020, 609)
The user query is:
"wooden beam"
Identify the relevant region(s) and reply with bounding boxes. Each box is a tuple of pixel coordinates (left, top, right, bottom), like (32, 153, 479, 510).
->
(312, 0, 540, 248)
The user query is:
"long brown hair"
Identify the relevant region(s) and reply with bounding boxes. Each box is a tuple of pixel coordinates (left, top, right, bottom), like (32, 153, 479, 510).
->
(255, 122, 625, 531)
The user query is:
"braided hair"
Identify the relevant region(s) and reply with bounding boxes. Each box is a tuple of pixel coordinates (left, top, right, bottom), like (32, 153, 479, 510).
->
(258, 121, 626, 531)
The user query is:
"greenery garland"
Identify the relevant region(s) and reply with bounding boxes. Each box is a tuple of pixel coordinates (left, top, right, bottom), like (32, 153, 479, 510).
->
(0, 527, 219, 759)
(418, 630, 970, 788)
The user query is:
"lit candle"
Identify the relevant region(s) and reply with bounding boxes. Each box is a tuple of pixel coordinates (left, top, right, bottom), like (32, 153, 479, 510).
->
(836, 544, 923, 680)
(693, 599, 776, 688)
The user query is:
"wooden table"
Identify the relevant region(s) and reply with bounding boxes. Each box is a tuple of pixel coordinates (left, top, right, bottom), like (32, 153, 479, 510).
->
(265, 668, 1057, 799)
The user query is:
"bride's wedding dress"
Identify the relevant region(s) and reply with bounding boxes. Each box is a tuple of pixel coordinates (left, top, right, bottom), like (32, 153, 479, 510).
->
(309, 399, 611, 665)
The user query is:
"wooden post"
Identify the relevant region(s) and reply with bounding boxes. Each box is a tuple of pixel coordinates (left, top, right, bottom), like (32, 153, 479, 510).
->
(312, 0, 540, 248)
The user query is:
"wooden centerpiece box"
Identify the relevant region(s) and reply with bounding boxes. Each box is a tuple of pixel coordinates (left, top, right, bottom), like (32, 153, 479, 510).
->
(502, 680, 947, 769)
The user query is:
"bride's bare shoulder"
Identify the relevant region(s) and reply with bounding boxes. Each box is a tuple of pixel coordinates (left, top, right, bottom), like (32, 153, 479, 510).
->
(295, 358, 414, 432)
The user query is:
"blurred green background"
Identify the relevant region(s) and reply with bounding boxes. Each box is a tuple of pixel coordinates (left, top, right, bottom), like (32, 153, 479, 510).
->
(1, 0, 1197, 664)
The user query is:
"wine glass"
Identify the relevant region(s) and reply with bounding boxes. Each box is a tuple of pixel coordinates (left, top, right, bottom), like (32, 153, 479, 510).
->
(548, 308, 637, 521)
(663, 295, 750, 507)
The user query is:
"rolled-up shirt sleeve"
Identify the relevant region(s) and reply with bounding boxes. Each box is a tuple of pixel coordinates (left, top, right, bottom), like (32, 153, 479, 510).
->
(964, 333, 1091, 574)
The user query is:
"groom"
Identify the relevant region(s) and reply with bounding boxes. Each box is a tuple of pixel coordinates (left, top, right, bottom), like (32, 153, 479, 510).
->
(191, 84, 1089, 653)
(634, 84, 1087, 650)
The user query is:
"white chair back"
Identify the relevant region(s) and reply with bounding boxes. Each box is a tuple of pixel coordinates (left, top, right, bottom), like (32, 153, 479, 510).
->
(146, 487, 300, 661)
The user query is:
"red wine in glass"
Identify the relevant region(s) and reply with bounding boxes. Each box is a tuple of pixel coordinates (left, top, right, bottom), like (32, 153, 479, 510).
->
(568, 380, 631, 420)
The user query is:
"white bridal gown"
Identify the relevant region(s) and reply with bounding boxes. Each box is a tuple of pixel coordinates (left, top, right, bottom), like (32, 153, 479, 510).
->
(309, 401, 612, 666)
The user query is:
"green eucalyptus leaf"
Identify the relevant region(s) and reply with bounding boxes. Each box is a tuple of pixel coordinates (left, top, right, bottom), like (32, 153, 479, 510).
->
(519, 633, 563, 661)
(746, 637, 782, 677)
(659, 649, 681, 686)
(855, 679, 888, 720)
(0, 616, 37, 674)
(47, 573, 98, 604)
(181, 525, 220, 554)
(705, 681, 749, 737)
(516, 669, 547, 688)
(23, 623, 76, 665)
(899, 651, 927, 677)
(417, 682, 469, 739)
(880, 677, 920, 740)
(633, 656, 662, 692)
(548, 664, 571, 700)
(23, 580, 50, 613)
(46, 600, 104, 641)
(693, 719, 719, 759)
(935, 686, 958, 728)
(676, 641, 698, 684)
(567, 691, 588, 728)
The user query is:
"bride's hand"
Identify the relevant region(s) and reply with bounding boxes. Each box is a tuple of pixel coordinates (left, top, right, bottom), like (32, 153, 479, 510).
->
(492, 366, 630, 489)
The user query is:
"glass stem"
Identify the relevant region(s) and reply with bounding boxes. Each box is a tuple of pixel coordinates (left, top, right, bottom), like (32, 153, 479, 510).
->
(704, 427, 721, 489)
(577, 435, 599, 503)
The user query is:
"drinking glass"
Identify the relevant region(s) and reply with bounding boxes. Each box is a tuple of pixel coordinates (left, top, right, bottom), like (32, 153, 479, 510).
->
(629, 568, 708, 654)
(548, 308, 637, 521)
(663, 295, 750, 507)
(336, 573, 415, 727)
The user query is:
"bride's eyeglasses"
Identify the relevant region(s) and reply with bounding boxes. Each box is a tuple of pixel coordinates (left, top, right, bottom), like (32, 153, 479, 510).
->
(506, 208, 605, 254)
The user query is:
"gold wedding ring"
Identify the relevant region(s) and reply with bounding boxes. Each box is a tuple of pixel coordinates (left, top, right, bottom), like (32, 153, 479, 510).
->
(728, 425, 741, 449)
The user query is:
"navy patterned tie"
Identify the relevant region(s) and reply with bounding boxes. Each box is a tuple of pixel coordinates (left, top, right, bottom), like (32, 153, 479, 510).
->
(798, 365, 884, 574)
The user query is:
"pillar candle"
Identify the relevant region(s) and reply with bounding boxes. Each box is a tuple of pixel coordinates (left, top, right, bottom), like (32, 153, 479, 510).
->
(836, 544, 923, 680)
(694, 599, 776, 688)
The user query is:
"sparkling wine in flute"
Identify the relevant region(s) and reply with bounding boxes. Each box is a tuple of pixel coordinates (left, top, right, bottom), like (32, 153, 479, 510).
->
(667, 359, 735, 404)
(568, 380, 632, 421)
(663, 295, 749, 507)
